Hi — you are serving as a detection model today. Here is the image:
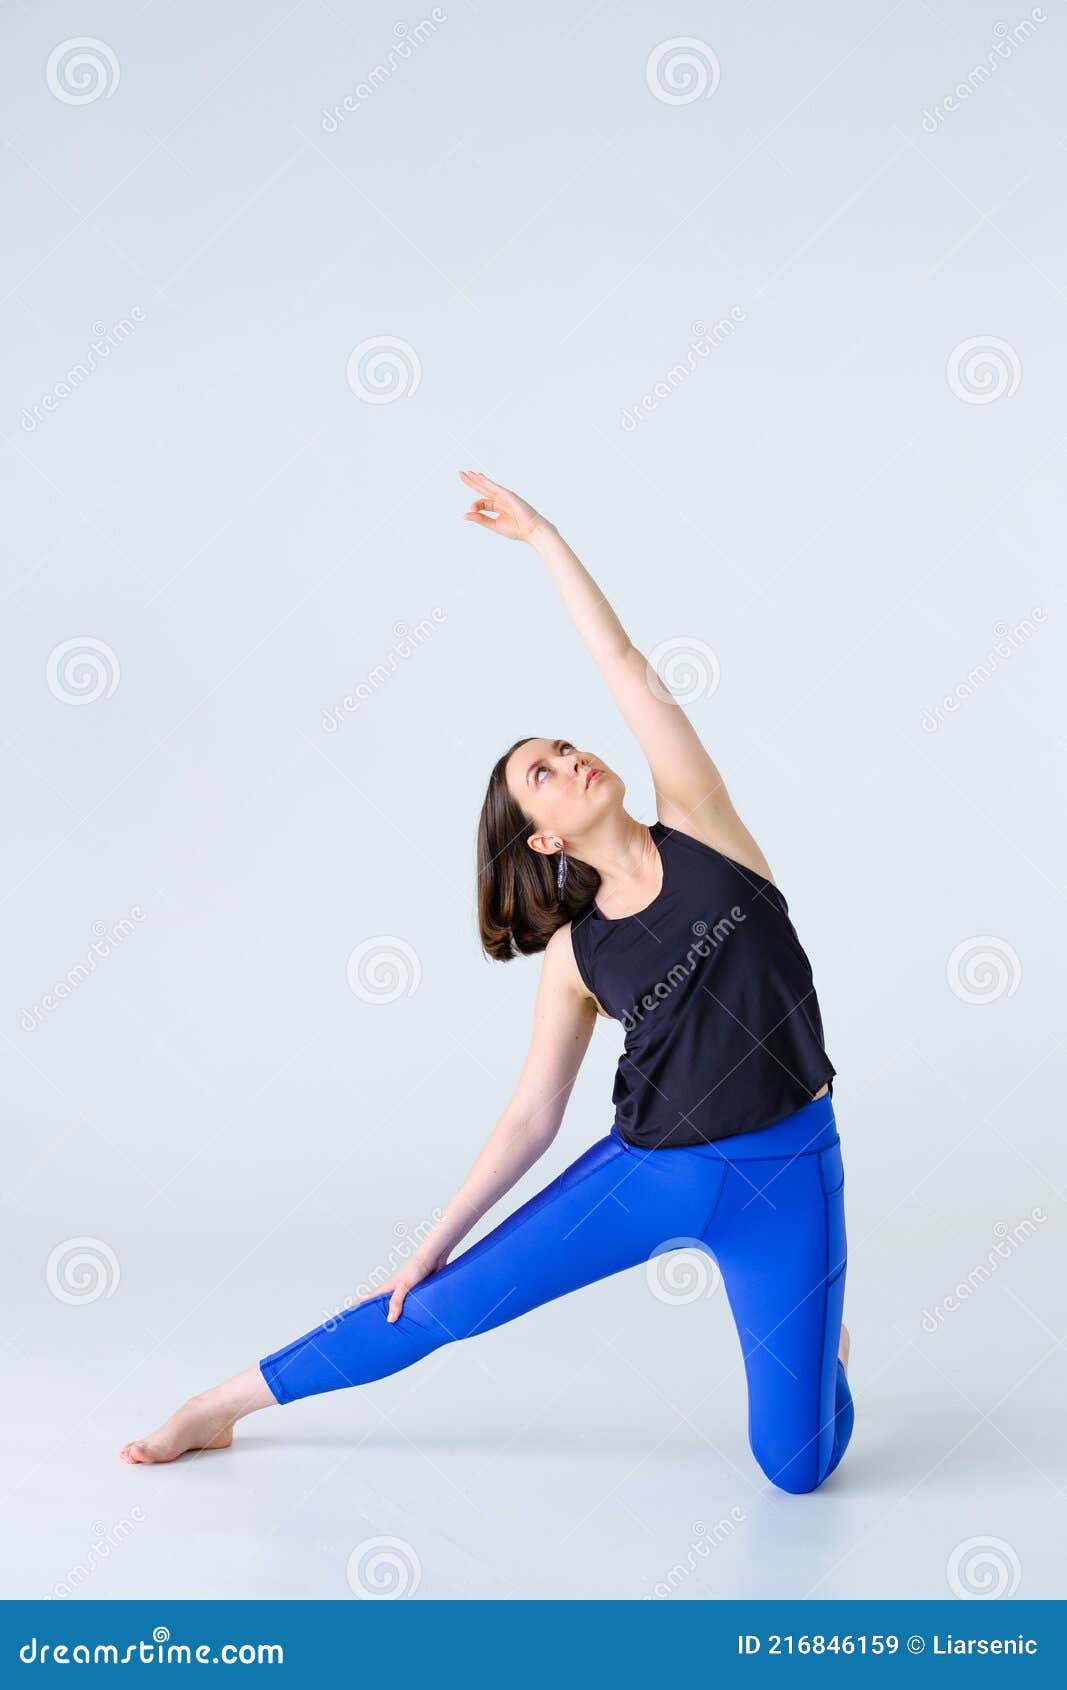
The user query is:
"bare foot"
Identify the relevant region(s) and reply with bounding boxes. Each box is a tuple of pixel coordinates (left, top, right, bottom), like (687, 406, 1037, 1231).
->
(120, 1365, 275, 1465)
(838, 1320, 850, 1376)
(119, 1391, 236, 1465)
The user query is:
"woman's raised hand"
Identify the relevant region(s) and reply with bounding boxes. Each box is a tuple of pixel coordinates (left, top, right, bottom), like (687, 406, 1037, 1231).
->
(459, 469, 548, 542)
(352, 1245, 452, 1323)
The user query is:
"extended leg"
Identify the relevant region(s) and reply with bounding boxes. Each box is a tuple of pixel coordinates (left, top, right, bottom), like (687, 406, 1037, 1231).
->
(119, 1128, 721, 1462)
(259, 1130, 691, 1405)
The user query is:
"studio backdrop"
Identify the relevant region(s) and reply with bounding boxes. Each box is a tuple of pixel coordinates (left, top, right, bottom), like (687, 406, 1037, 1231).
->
(1, 0, 1062, 1602)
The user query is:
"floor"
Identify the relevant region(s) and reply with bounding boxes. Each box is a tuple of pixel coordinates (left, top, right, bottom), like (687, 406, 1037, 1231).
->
(3, 1208, 1061, 1602)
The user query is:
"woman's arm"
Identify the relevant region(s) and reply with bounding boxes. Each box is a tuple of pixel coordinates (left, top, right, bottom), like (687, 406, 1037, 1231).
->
(358, 926, 597, 1321)
(460, 470, 774, 881)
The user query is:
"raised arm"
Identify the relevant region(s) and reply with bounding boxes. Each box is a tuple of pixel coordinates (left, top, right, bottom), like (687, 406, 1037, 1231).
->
(459, 469, 775, 881)
(358, 926, 596, 1321)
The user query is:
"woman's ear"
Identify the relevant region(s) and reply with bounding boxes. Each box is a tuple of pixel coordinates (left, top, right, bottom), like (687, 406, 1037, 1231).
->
(526, 832, 562, 858)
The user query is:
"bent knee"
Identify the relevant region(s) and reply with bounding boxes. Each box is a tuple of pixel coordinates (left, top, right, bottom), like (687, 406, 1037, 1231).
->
(750, 1438, 828, 1496)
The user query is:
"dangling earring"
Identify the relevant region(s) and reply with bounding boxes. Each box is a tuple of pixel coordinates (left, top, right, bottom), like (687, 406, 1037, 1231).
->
(555, 840, 569, 902)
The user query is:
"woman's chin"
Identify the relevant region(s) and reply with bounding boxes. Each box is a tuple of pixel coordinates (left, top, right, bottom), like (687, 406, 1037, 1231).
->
(593, 776, 623, 808)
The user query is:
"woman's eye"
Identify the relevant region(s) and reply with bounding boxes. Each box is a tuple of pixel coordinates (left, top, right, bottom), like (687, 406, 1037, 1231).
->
(536, 744, 574, 782)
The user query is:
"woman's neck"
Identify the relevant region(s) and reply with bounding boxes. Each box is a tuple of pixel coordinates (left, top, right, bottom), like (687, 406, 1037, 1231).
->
(578, 813, 655, 899)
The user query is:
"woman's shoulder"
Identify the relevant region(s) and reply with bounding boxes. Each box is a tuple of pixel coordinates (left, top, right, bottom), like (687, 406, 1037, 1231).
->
(653, 808, 778, 890)
(548, 918, 612, 1018)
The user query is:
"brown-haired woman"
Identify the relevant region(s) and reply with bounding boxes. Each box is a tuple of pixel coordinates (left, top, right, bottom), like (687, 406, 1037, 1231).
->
(121, 472, 852, 1494)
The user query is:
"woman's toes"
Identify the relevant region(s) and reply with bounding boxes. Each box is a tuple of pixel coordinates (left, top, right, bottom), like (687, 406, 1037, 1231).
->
(126, 1438, 165, 1464)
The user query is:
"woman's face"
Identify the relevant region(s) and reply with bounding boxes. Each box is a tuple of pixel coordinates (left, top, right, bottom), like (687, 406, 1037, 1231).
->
(504, 738, 620, 846)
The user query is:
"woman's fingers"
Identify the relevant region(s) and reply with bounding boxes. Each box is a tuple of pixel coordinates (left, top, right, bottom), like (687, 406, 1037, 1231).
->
(459, 470, 529, 538)
(459, 468, 501, 495)
(464, 496, 504, 531)
(384, 1253, 445, 1320)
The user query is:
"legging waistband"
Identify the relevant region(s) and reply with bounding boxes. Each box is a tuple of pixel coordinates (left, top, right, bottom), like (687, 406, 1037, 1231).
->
(611, 1089, 838, 1162)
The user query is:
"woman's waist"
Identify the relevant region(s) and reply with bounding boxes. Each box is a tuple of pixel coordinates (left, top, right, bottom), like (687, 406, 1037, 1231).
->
(612, 1087, 838, 1160)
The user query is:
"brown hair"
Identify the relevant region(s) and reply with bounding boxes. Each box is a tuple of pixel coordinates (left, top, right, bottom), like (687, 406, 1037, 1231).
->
(477, 737, 601, 960)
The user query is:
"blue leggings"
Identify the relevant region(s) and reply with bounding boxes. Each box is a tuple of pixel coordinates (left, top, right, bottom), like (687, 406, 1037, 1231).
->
(259, 1091, 853, 1494)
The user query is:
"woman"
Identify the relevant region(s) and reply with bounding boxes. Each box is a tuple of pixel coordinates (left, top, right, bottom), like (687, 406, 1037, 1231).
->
(121, 471, 853, 1494)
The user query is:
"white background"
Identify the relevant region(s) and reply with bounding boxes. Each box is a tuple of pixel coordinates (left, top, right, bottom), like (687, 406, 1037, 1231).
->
(1, 0, 1062, 1600)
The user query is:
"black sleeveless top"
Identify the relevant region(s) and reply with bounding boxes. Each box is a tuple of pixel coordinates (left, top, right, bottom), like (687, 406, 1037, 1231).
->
(569, 821, 835, 1149)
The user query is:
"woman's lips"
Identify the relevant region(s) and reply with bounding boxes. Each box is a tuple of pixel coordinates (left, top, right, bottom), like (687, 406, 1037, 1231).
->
(585, 769, 602, 788)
